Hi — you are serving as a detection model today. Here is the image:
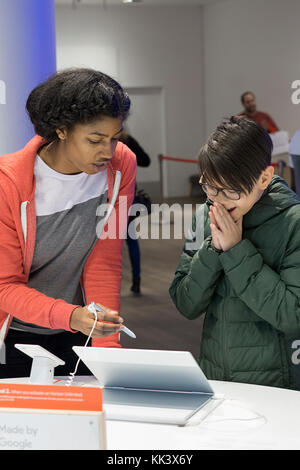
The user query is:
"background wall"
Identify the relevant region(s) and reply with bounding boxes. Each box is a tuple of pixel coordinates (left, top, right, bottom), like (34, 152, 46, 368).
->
(55, 0, 300, 197)
(203, 0, 300, 138)
(55, 4, 204, 198)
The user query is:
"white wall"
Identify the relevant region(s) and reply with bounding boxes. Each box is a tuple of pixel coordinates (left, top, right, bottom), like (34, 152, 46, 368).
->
(55, 5, 204, 197)
(203, 0, 300, 140)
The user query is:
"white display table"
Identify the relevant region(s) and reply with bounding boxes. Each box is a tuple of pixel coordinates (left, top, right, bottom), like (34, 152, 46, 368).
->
(104, 379, 300, 450)
(1, 376, 300, 450)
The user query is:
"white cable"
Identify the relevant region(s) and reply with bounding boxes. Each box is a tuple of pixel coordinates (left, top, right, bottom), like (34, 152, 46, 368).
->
(65, 305, 98, 387)
(199, 399, 267, 429)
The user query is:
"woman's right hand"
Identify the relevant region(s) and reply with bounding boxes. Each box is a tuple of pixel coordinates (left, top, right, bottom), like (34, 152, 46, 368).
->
(69, 303, 124, 338)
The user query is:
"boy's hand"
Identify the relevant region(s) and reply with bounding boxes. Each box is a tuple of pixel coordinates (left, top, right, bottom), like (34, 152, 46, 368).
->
(209, 202, 243, 252)
(208, 207, 222, 250)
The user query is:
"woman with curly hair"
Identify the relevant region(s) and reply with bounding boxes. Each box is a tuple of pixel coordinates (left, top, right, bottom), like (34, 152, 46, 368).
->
(0, 68, 137, 378)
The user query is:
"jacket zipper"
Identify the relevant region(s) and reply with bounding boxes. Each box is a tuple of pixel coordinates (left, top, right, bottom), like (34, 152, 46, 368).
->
(278, 332, 290, 388)
(22, 200, 37, 280)
(222, 277, 230, 381)
(0, 200, 32, 346)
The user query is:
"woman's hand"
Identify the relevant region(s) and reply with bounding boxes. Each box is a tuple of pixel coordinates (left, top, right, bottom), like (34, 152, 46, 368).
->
(209, 202, 243, 252)
(70, 303, 124, 338)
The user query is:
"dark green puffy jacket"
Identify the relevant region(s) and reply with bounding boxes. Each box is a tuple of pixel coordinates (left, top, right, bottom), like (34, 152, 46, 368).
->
(169, 175, 300, 390)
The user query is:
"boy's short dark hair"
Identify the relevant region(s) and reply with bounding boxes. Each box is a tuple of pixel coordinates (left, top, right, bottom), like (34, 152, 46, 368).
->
(26, 68, 131, 142)
(198, 116, 273, 194)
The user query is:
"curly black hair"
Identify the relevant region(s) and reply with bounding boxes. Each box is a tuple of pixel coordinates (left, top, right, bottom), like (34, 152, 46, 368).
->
(26, 68, 131, 141)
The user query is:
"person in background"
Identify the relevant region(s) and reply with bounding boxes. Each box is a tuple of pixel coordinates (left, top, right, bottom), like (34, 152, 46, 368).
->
(119, 129, 151, 295)
(170, 116, 300, 391)
(0, 68, 136, 379)
(239, 91, 279, 133)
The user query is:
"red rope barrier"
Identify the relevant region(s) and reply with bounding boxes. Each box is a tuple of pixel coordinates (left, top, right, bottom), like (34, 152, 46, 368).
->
(159, 154, 279, 167)
(158, 154, 281, 197)
(159, 155, 198, 164)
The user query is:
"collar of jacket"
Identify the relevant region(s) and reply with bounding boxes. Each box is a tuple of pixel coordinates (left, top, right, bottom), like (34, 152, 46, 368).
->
(243, 175, 300, 229)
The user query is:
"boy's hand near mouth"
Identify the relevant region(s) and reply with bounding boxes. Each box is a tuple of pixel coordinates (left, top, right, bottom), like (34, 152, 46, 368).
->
(209, 202, 243, 252)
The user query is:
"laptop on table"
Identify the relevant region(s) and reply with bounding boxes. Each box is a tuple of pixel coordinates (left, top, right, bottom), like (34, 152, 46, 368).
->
(72, 347, 214, 426)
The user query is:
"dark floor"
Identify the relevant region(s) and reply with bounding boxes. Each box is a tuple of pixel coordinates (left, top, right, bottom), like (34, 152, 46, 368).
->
(119, 197, 205, 361)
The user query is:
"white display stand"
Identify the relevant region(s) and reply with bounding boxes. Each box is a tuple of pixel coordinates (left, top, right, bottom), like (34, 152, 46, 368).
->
(14, 344, 65, 385)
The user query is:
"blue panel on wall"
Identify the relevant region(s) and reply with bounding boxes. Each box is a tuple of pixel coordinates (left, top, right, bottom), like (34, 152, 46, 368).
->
(0, 0, 56, 154)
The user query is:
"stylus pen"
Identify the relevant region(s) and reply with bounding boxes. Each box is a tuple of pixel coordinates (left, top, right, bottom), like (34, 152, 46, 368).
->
(88, 302, 136, 339)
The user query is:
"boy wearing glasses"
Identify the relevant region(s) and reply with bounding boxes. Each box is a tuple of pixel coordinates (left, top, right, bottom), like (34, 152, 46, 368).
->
(170, 116, 300, 390)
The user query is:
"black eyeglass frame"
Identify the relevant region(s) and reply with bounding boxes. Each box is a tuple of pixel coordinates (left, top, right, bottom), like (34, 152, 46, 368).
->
(199, 182, 242, 201)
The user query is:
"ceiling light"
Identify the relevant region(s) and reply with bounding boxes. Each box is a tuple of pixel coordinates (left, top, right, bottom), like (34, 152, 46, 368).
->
(123, 0, 143, 4)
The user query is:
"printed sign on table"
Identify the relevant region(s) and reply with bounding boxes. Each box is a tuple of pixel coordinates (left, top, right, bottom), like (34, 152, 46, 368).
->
(0, 383, 106, 450)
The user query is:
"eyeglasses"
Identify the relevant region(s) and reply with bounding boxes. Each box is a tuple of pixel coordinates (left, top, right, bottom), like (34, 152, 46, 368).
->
(199, 183, 241, 201)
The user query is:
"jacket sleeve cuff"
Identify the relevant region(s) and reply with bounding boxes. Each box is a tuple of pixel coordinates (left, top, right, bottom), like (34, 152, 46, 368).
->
(219, 239, 255, 268)
(188, 237, 223, 283)
(49, 300, 81, 332)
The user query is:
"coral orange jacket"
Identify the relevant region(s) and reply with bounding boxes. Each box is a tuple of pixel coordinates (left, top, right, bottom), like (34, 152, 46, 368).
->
(0, 135, 136, 348)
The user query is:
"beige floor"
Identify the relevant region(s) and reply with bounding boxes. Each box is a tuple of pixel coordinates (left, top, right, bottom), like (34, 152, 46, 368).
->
(119, 198, 205, 360)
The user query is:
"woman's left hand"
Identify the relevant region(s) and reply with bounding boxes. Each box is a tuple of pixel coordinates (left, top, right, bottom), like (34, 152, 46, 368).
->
(210, 202, 243, 252)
